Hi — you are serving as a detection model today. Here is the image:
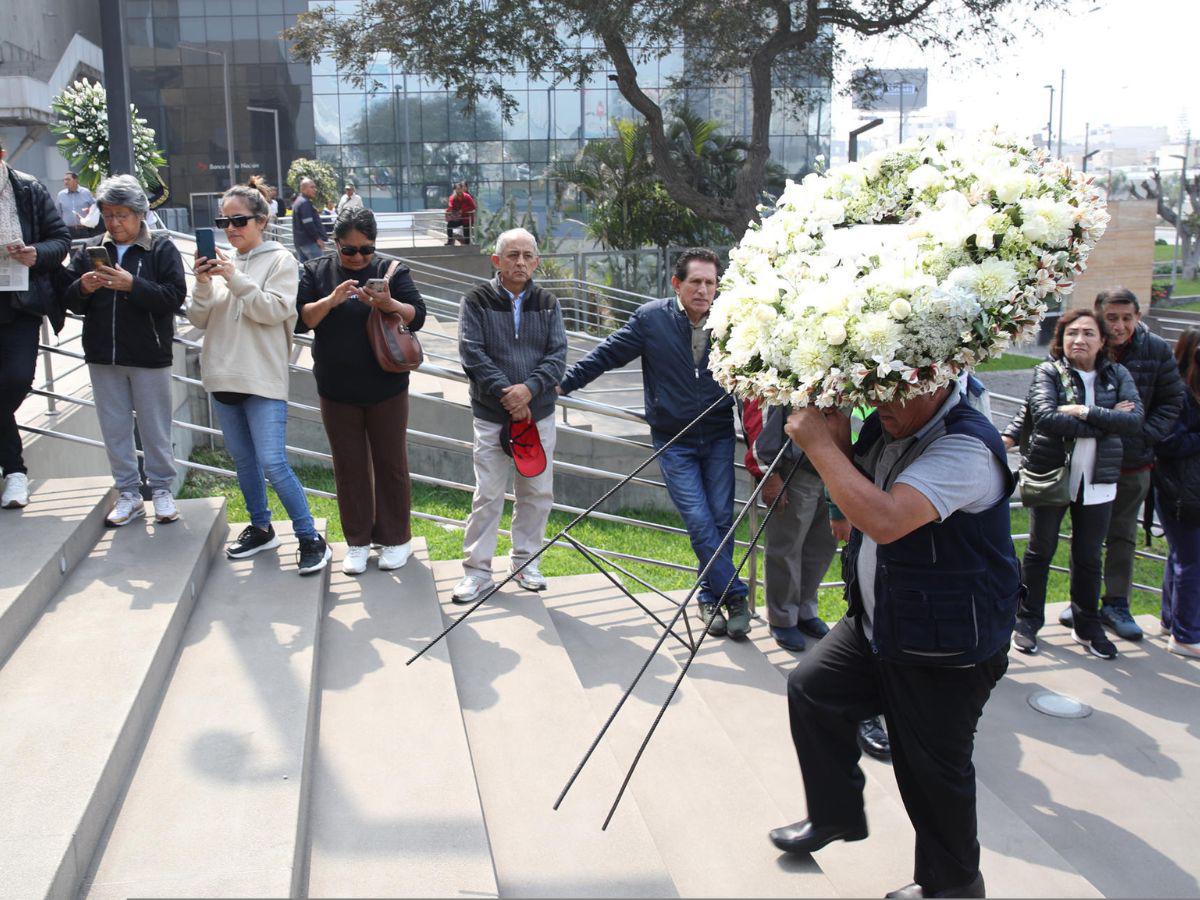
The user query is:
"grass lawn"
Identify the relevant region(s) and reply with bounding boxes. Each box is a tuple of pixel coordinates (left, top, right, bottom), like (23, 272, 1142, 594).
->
(179, 447, 1165, 622)
(1174, 297, 1200, 312)
(1155, 244, 1175, 262)
(976, 353, 1039, 373)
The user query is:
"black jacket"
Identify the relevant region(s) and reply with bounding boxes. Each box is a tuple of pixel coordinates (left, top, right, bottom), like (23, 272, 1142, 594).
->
(560, 297, 734, 444)
(1109, 323, 1185, 468)
(1005, 358, 1143, 485)
(1153, 391, 1200, 524)
(0, 166, 71, 330)
(62, 227, 187, 368)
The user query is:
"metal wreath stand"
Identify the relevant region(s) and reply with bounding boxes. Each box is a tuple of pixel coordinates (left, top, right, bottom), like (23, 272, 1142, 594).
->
(408, 394, 804, 829)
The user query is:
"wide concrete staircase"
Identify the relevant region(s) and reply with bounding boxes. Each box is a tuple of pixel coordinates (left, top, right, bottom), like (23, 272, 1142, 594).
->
(2, 478, 1198, 898)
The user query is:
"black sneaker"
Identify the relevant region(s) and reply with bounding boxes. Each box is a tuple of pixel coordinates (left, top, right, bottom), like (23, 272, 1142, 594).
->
(697, 600, 727, 637)
(297, 534, 332, 576)
(1073, 627, 1118, 660)
(226, 524, 280, 559)
(1100, 604, 1144, 641)
(1013, 621, 1039, 655)
(725, 595, 752, 640)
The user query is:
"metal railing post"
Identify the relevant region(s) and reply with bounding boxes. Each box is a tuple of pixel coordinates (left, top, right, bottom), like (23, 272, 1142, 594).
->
(747, 497, 759, 612)
(40, 319, 57, 416)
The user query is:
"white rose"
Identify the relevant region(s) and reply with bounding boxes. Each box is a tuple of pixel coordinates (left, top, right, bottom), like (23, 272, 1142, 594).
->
(907, 164, 944, 193)
(888, 298, 913, 320)
(822, 316, 848, 346)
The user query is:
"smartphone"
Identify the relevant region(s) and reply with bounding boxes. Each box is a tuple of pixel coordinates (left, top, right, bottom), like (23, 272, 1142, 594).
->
(365, 278, 388, 293)
(195, 227, 217, 262)
(87, 247, 110, 270)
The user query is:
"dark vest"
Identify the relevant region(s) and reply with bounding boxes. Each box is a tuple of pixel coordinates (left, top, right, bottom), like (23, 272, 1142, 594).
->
(843, 403, 1022, 665)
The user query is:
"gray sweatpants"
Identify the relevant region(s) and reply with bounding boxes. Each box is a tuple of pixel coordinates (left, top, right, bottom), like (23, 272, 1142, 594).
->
(764, 466, 838, 628)
(88, 363, 176, 494)
(462, 414, 556, 578)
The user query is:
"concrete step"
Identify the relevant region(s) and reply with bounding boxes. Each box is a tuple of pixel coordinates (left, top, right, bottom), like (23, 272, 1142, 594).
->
(737, 611, 1102, 898)
(0, 477, 113, 669)
(970, 601, 1200, 898)
(0, 499, 225, 899)
(426, 554, 677, 898)
(305, 540, 496, 898)
(543, 577, 836, 897)
(82, 521, 329, 899)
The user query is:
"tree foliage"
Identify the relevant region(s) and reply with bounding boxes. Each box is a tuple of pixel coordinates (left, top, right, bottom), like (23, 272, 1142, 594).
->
(284, 0, 1067, 235)
(287, 157, 339, 205)
(1134, 171, 1200, 280)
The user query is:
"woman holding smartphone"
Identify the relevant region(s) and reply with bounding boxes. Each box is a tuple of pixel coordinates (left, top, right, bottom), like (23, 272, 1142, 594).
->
(187, 184, 331, 575)
(62, 174, 187, 526)
(296, 206, 425, 574)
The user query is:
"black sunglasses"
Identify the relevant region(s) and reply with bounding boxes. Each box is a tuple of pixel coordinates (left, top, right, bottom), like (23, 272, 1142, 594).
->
(338, 244, 376, 257)
(214, 214, 260, 228)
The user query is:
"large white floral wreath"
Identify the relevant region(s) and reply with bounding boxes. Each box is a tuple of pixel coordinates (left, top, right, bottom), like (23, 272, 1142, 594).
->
(708, 130, 1110, 408)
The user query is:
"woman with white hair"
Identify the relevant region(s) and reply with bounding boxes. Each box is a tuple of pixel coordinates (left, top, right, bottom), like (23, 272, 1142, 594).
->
(62, 174, 187, 526)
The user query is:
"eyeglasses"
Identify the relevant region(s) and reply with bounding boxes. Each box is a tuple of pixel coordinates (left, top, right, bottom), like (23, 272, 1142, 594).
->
(214, 215, 260, 228)
(338, 244, 376, 257)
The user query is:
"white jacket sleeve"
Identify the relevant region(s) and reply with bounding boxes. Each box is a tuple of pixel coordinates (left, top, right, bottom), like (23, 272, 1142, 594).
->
(227, 251, 298, 326)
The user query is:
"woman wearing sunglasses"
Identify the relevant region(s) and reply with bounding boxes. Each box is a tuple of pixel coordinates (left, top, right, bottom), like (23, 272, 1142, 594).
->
(296, 206, 426, 574)
(187, 183, 331, 576)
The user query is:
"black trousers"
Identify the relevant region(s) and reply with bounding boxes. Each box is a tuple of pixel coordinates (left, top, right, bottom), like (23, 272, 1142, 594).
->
(1018, 497, 1113, 633)
(446, 217, 471, 244)
(787, 615, 1008, 894)
(0, 315, 41, 477)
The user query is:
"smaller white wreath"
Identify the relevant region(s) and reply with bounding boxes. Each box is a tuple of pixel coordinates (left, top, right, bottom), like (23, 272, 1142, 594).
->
(708, 130, 1110, 409)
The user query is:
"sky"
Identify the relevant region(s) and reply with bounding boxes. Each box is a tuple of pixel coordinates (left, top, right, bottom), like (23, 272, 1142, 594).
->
(829, 0, 1195, 145)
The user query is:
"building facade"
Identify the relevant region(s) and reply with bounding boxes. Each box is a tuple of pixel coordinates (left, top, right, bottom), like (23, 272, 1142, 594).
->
(118, 0, 830, 230)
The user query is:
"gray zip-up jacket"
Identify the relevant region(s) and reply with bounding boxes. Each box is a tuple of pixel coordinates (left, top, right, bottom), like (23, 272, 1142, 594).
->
(458, 276, 567, 424)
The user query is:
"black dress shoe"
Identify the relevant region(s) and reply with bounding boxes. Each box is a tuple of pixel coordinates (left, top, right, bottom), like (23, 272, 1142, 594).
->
(886, 872, 986, 898)
(769, 817, 868, 855)
(858, 716, 891, 761)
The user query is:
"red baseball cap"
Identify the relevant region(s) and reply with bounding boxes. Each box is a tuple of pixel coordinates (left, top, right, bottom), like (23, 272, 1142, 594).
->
(500, 418, 547, 477)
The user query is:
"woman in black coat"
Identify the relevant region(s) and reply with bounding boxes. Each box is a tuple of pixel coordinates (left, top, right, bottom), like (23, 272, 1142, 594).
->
(1154, 328, 1200, 658)
(1005, 308, 1142, 659)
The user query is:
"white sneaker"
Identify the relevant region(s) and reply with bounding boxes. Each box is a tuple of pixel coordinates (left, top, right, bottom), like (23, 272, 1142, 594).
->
(510, 562, 547, 592)
(378, 541, 412, 571)
(1, 472, 29, 509)
(151, 489, 180, 523)
(451, 573, 493, 604)
(1167, 636, 1200, 659)
(342, 545, 371, 575)
(106, 491, 145, 527)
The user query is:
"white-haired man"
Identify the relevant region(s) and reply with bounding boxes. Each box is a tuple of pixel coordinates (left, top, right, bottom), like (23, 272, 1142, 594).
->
(452, 228, 567, 602)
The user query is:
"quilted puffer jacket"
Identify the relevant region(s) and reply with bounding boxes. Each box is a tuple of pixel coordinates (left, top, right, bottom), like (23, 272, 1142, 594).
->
(1109, 323, 1185, 468)
(1004, 358, 1143, 484)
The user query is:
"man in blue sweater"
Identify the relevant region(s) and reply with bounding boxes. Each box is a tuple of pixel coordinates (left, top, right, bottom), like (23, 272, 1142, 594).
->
(559, 248, 750, 638)
(291, 178, 327, 261)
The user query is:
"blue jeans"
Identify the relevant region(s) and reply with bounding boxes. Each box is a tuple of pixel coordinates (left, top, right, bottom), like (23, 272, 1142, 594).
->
(214, 395, 317, 540)
(654, 433, 747, 605)
(1156, 497, 1200, 644)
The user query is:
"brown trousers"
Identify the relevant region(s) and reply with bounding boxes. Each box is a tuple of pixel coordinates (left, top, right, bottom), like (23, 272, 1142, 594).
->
(320, 391, 412, 547)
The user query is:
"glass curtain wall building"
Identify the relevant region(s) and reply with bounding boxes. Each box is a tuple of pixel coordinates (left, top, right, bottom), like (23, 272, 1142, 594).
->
(123, 0, 830, 229)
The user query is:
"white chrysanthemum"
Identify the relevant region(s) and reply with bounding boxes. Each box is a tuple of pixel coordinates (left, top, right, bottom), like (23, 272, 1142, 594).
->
(851, 311, 904, 362)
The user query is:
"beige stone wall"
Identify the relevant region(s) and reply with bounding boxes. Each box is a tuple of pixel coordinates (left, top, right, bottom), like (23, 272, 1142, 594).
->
(1066, 199, 1156, 310)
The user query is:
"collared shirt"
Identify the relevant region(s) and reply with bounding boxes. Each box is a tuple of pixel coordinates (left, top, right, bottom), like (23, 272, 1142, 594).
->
(499, 280, 528, 337)
(57, 185, 94, 226)
(676, 295, 710, 365)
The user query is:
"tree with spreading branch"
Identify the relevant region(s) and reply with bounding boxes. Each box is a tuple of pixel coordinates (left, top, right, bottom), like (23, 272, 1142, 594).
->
(1133, 171, 1199, 280)
(284, 0, 1066, 235)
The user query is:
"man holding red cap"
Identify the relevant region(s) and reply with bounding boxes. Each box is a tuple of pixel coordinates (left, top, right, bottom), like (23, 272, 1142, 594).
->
(453, 227, 567, 603)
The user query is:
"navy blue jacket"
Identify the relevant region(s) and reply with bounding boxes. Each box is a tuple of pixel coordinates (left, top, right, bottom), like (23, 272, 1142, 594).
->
(843, 402, 1022, 666)
(291, 196, 327, 246)
(559, 298, 734, 444)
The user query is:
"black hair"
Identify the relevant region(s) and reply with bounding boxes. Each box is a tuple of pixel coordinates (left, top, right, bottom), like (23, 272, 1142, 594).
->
(66, 170, 79, 179)
(333, 206, 377, 241)
(1094, 287, 1140, 315)
(673, 247, 722, 282)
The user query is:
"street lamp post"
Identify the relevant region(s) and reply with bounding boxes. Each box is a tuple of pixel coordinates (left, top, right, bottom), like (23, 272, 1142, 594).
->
(1057, 69, 1065, 158)
(247, 106, 282, 193)
(1170, 131, 1192, 290)
(1081, 122, 1099, 172)
(1043, 83, 1055, 152)
(179, 43, 235, 186)
(849, 118, 884, 162)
